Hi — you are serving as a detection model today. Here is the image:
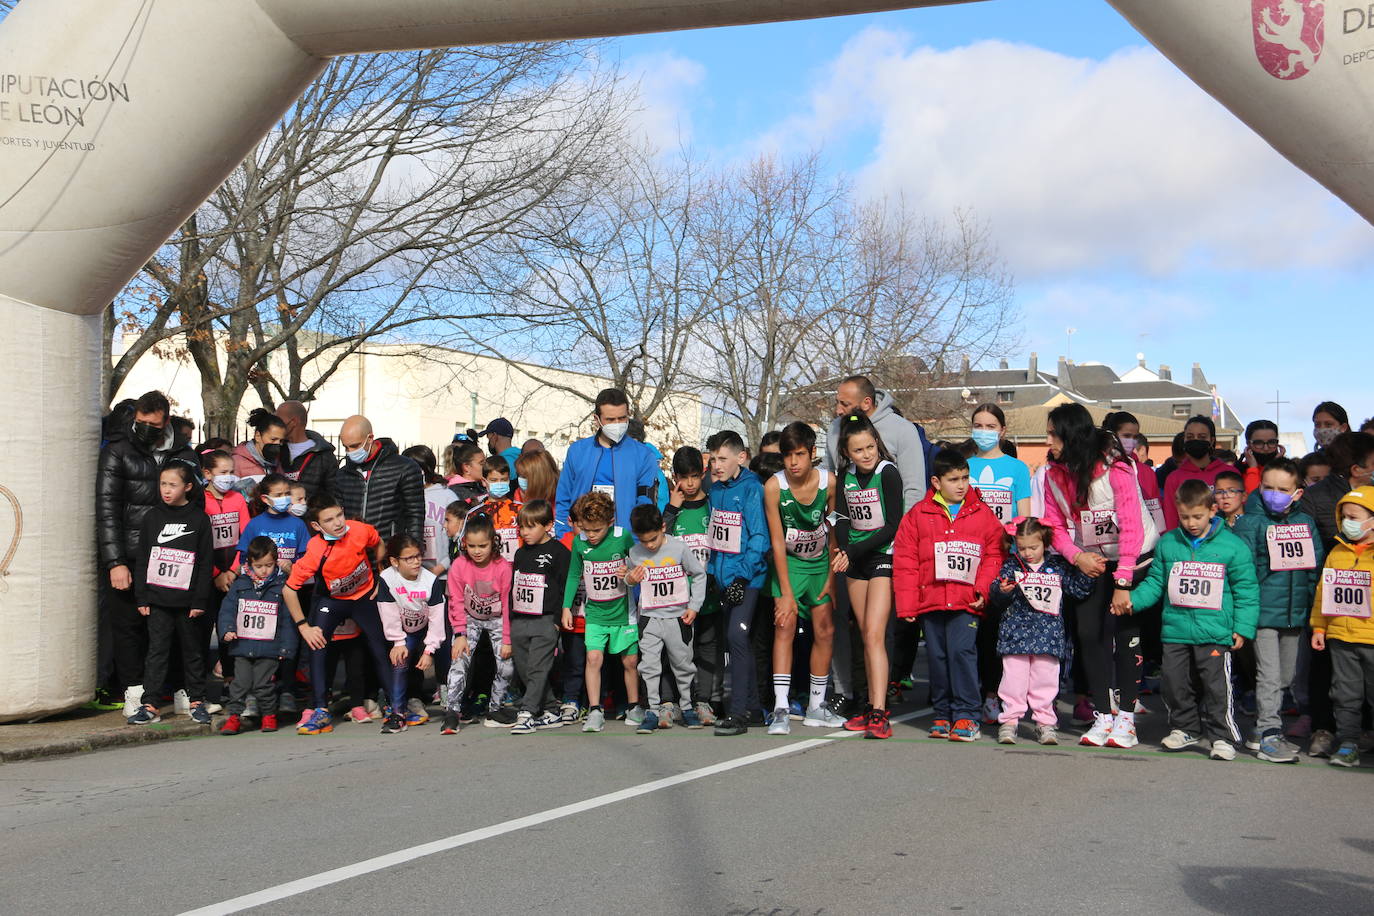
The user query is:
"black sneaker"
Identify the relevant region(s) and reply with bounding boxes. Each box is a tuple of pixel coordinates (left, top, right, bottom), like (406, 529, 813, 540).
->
(714, 714, 748, 737)
(380, 712, 408, 734)
(484, 707, 519, 728)
(823, 694, 852, 720)
(439, 711, 460, 735)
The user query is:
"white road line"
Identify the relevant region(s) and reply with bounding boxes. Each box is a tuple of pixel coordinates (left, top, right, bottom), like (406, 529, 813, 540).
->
(181, 706, 934, 916)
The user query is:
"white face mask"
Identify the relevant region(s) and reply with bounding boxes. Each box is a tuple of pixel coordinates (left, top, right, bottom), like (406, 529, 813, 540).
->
(212, 473, 239, 493)
(288, 503, 308, 518)
(1341, 517, 1371, 541)
(601, 421, 628, 444)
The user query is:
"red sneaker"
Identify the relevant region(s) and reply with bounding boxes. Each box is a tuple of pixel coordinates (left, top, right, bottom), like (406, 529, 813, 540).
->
(843, 706, 872, 732)
(929, 718, 951, 739)
(865, 708, 892, 740)
(219, 714, 242, 735)
(260, 714, 278, 733)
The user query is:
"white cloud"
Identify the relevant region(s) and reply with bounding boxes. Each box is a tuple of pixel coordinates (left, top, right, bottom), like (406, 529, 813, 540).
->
(763, 29, 1374, 278)
(620, 51, 707, 151)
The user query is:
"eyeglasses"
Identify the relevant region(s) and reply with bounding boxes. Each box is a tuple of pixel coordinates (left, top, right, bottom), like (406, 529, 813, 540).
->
(1214, 488, 1245, 498)
(1249, 439, 1279, 449)
(396, 553, 424, 563)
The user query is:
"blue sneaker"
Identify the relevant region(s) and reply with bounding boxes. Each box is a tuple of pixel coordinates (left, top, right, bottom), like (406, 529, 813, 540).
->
(950, 718, 981, 742)
(636, 709, 659, 734)
(681, 705, 703, 729)
(297, 707, 333, 735)
(188, 701, 210, 725)
(1330, 743, 1360, 768)
(788, 698, 804, 721)
(127, 704, 160, 725)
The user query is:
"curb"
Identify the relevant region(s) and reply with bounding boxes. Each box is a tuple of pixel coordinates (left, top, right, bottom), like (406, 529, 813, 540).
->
(0, 720, 210, 763)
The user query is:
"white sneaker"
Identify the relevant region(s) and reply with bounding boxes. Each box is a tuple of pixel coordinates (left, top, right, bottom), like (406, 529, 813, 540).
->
(364, 699, 382, 720)
(767, 708, 791, 736)
(204, 702, 223, 715)
(802, 706, 846, 728)
(124, 685, 144, 719)
(1105, 713, 1138, 749)
(406, 697, 429, 719)
(997, 722, 1017, 744)
(981, 696, 1000, 726)
(1080, 711, 1114, 747)
(1161, 729, 1199, 751)
(1210, 739, 1237, 761)
(1133, 698, 1149, 715)
(173, 689, 191, 716)
(657, 703, 676, 729)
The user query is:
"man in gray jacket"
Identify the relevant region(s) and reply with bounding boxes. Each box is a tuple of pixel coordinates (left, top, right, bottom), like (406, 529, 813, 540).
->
(825, 375, 926, 512)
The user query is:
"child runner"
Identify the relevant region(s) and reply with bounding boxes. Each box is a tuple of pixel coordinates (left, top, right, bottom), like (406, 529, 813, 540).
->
(200, 448, 250, 713)
(664, 446, 722, 726)
(555, 504, 590, 723)
(562, 491, 641, 734)
(990, 518, 1092, 745)
(507, 499, 570, 735)
(1310, 485, 1374, 768)
(705, 431, 770, 737)
(445, 515, 515, 730)
(626, 503, 706, 733)
(1160, 415, 1239, 531)
(238, 474, 310, 570)
(128, 460, 215, 726)
(1040, 403, 1159, 748)
(284, 493, 392, 736)
(1214, 469, 1247, 528)
(288, 482, 309, 518)
(966, 403, 1032, 726)
(1232, 457, 1323, 762)
(217, 537, 298, 735)
(467, 455, 522, 563)
(833, 414, 904, 739)
(1131, 479, 1259, 760)
(763, 422, 846, 733)
(893, 448, 1005, 742)
(377, 533, 446, 733)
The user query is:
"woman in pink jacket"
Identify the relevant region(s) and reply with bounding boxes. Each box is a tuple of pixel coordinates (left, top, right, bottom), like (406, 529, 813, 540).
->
(1041, 404, 1158, 749)
(1159, 415, 1239, 531)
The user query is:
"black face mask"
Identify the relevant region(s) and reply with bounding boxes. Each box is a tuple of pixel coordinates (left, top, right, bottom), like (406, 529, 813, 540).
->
(1252, 450, 1276, 467)
(260, 442, 283, 464)
(1183, 439, 1211, 461)
(131, 421, 162, 446)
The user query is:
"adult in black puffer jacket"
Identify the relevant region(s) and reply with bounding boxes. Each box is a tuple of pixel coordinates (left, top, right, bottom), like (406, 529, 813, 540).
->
(334, 414, 424, 541)
(95, 390, 199, 704)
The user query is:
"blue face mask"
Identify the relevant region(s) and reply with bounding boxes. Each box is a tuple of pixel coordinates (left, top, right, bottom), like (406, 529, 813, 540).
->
(489, 481, 511, 499)
(518, 476, 529, 492)
(322, 524, 349, 542)
(970, 429, 1000, 452)
(270, 495, 292, 513)
(1260, 489, 1294, 514)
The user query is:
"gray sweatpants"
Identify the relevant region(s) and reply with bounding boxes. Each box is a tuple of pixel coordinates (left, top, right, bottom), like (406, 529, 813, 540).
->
(1329, 638, 1374, 744)
(227, 657, 278, 717)
(639, 616, 696, 707)
(509, 614, 558, 715)
(1253, 627, 1301, 735)
(1161, 642, 1240, 744)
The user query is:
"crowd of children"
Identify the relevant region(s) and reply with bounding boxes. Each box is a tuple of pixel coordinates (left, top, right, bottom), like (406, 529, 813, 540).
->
(118, 394, 1374, 767)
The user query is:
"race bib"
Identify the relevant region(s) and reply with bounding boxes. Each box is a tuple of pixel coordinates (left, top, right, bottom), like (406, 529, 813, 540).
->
(934, 540, 981, 584)
(1079, 509, 1119, 549)
(498, 526, 520, 562)
(465, 586, 502, 620)
(237, 598, 279, 641)
(1266, 524, 1316, 571)
(640, 564, 688, 610)
(210, 512, 239, 550)
(980, 488, 1013, 522)
(148, 546, 195, 590)
(1018, 571, 1062, 615)
(1167, 561, 1226, 611)
(592, 484, 615, 500)
(586, 559, 626, 602)
(785, 526, 826, 560)
(327, 560, 371, 598)
(513, 571, 546, 615)
(681, 533, 711, 568)
(1321, 568, 1372, 618)
(709, 509, 742, 554)
(277, 545, 296, 562)
(400, 609, 430, 632)
(848, 488, 884, 532)
(1144, 497, 1166, 534)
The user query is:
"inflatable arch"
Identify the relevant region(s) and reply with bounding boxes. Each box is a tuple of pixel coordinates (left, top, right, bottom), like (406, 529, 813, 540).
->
(0, 0, 1368, 719)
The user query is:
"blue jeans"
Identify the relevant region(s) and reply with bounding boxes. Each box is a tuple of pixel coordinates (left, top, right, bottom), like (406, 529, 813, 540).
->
(923, 610, 980, 722)
(389, 630, 430, 708)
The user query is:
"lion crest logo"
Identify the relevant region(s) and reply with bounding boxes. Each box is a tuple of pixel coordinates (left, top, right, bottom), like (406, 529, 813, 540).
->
(1253, 0, 1324, 80)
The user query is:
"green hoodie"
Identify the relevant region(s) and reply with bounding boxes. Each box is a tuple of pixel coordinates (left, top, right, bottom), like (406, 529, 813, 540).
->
(1231, 489, 1325, 629)
(1132, 517, 1260, 645)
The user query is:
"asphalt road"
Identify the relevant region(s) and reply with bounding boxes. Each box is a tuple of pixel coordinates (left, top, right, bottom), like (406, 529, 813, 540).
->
(2, 695, 1372, 916)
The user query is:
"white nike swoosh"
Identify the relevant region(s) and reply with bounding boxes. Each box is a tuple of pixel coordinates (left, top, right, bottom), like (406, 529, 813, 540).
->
(157, 527, 187, 544)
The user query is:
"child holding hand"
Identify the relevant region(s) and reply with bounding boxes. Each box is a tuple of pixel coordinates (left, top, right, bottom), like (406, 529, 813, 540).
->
(217, 537, 298, 735)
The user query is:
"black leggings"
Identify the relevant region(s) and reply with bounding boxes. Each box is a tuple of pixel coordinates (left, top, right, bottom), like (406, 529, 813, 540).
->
(308, 595, 393, 709)
(1073, 560, 1150, 713)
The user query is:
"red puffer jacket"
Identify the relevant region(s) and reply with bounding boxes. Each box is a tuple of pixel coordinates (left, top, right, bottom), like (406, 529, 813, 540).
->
(893, 487, 1006, 619)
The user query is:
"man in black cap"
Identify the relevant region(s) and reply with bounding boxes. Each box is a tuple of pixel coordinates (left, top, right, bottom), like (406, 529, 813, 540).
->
(479, 417, 522, 479)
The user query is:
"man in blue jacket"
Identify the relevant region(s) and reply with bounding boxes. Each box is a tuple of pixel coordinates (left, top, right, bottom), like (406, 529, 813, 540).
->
(706, 429, 770, 736)
(554, 388, 662, 537)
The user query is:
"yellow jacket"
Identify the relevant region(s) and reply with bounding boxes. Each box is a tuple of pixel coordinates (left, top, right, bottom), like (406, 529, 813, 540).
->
(1310, 487, 1374, 646)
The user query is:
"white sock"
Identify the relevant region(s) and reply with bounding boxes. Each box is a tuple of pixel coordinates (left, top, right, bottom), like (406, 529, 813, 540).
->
(772, 674, 790, 711)
(808, 674, 827, 711)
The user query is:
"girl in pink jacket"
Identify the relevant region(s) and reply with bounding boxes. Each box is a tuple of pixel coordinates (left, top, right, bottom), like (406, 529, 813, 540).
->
(442, 515, 514, 732)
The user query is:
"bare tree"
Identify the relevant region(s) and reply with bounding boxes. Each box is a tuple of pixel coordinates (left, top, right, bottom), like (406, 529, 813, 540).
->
(113, 44, 624, 436)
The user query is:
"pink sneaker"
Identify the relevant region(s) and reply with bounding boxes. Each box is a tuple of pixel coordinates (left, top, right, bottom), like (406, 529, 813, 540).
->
(347, 706, 371, 724)
(1285, 714, 1313, 739)
(1072, 698, 1095, 725)
(295, 709, 312, 730)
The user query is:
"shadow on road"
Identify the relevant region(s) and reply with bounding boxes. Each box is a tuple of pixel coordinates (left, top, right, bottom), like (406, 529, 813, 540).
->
(1181, 866, 1374, 914)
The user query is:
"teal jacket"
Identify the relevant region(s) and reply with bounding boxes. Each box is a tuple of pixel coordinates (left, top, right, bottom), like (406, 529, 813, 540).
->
(1132, 518, 1260, 645)
(1230, 490, 1325, 629)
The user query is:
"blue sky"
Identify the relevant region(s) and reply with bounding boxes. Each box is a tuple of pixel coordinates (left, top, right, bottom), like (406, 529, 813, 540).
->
(610, 1, 1374, 440)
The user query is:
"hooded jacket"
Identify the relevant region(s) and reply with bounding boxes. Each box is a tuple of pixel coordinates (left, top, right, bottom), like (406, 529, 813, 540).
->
(1131, 518, 1260, 646)
(706, 467, 770, 589)
(553, 433, 660, 537)
(277, 430, 338, 500)
(96, 421, 199, 570)
(1310, 486, 1374, 646)
(825, 389, 927, 512)
(231, 440, 276, 481)
(334, 440, 424, 541)
(217, 567, 299, 659)
(892, 486, 1005, 619)
(134, 499, 215, 609)
(1300, 472, 1352, 554)
(989, 553, 1094, 659)
(1231, 489, 1325, 629)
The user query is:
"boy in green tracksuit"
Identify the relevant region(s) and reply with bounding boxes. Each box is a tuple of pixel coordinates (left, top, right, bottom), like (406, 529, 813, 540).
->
(1131, 479, 1260, 761)
(562, 490, 640, 734)
(664, 446, 721, 725)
